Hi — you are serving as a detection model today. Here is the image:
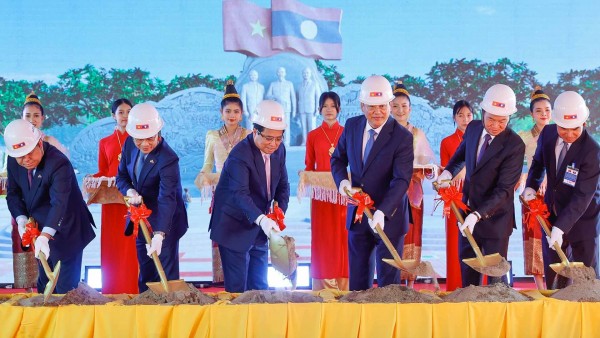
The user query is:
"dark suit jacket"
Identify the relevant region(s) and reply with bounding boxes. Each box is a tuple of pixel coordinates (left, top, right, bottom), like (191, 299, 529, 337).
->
(209, 134, 290, 252)
(526, 125, 600, 241)
(116, 137, 188, 241)
(330, 116, 414, 238)
(7, 142, 96, 260)
(445, 120, 525, 239)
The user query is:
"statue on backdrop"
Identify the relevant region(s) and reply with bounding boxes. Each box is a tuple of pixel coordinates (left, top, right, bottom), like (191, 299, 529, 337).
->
(267, 67, 296, 146)
(297, 67, 321, 145)
(240, 70, 265, 130)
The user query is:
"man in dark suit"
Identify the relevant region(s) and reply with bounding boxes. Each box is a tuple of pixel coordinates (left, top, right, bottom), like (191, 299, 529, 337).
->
(5, 119, 96, 293)
(331, 75, 414, 291)
(116, 103, 188, 292)
(438, 84, 525, 286)
(210, 100, 290, 292)
(524, 91, 600, 288)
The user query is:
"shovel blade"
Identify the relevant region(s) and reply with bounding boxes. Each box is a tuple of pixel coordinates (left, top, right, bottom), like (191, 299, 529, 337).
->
(146, 279, 188, 294)
(42, 261, 61, 303)
(462, 254, 510, 277)
(382, 258, 420, 271)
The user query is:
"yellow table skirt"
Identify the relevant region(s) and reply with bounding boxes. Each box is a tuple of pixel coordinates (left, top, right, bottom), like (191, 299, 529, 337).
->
(2, 297, 600, 337)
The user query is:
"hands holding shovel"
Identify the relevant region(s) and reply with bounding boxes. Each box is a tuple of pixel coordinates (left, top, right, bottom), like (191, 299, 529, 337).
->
(21, 218, 60, 303)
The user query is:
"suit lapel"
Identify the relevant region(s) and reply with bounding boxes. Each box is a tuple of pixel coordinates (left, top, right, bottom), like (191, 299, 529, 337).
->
(473, 126, 504, 175)
(138, 152, 158, 187)
(253, 147, 269, 200)
(363, 118, 393, 173)
(270, 149, 281, 201)
(555, 130, 586, 184)
(129, 148, 139, 186)
(353, 118, 366, 173)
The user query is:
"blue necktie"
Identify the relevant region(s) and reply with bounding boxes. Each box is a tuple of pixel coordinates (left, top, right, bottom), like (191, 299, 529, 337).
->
(135, 153, 144, 180)
(477, 134, 492, 164)
(363, 129, 377, 164)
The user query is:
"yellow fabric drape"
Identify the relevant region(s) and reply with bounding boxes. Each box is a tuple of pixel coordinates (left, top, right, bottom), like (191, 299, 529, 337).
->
(3, 299, 600, 337)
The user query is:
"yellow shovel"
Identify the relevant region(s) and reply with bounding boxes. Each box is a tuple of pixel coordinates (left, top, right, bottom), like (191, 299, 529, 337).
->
(344, 188, 437, 279)
(433, 183, 510, 277)
(28, 218, 60, 303)
(519, 195, 590, 279)
(125, 198, 188, 294)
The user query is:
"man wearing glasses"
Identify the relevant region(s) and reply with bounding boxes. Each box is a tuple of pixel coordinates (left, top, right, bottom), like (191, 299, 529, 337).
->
(116, 103, 189, 292)
(331, 75, 414, 291)
(210, 100, 290, 292)
(5, 119, 96, 294)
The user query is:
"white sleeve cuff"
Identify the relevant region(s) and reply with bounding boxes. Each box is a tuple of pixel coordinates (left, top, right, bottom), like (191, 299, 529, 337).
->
(41, 227, 57, 237)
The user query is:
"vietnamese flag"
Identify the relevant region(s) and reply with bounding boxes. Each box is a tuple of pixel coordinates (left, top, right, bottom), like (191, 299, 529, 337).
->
(271, 0, 343, 60)
(223, 0, 280, 57)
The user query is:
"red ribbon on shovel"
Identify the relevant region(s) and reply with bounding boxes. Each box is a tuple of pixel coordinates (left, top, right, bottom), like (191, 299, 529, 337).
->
(523, 197, 551, 231)
(127, 203, 154, 237)
(22, 220, 41, 248)
(267, 204, 286, 231)
(348, 191, 375, 223)
(436, 185, 469, 217)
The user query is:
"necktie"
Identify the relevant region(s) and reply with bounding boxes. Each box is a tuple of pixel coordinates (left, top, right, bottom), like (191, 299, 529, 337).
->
(263, 154, 271, 200)
(557, 142, 569, 171)
(477, 134, 492, 164)
(135, 153, 144, 180)
(27, 169, 33, 188)
(363, 129, 377, 164)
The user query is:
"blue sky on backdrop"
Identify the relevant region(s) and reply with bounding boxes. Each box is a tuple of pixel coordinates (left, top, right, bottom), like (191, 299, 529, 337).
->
(0, 0, 599, 84)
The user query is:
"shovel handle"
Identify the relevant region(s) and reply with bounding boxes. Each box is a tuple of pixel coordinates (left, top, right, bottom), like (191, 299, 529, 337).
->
(519, 195, 570, 266)
(344, 188, 404, 263)
(432, 182, 486, 266)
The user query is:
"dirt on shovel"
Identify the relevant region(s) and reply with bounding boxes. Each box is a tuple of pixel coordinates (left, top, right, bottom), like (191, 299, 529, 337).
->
(125, 283, 216, 305)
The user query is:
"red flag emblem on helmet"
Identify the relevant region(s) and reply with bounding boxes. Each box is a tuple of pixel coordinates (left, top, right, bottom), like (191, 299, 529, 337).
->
(369, 92, 382, 97)
(136, 124, 149, 129)
(564, 114, 578, 120)
(12, 142, 26, 150)
(270, 116, 282, 122)
(492, 101, 506, 108)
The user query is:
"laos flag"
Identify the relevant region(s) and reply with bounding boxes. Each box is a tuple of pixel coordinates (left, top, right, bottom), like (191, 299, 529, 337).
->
(271, 0, 343, 60)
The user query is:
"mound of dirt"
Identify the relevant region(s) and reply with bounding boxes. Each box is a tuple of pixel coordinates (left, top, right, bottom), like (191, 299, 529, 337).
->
(125, 284, 216, 305)
(59, 283, 112, 305)
(338, 285, 442, 304)
(443, 283, 532, 303)
(230, 290, 322, 304)
(551, 279, 600, 302)
(17, 295, 62, 307)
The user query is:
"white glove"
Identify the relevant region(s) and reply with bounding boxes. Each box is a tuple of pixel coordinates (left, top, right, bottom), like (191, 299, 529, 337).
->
(522, 187, 537, 202)
(145, 233, 164, 257)
(547, 227, 564, 251)
(368, 210, 385, 232)
(258, 216, 280, 238)
(16, 215, 28, 240)
(126, 189, 142, 205)
(458, 212, 480, 236)
(34, 236, 50, 260)
(436, 170, 453, 188)
(338, 179, 358, 196)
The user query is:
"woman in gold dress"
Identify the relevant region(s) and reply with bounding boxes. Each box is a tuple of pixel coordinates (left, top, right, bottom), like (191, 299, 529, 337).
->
(198, 80, 251, 284)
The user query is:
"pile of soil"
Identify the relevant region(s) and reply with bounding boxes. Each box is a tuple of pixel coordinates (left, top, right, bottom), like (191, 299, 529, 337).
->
(58, 283, 112, 305)
(17, 295, 62, 307)
(125, 284, 216, 305)
(230, 290, 322, 304)
(551, 279, 600, 302)
(338, 285, 442, 304)
(443, 283, 532, 303)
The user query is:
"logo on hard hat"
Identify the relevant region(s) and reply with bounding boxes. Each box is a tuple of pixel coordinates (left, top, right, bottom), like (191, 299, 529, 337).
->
(136, 124, 150, 129)
(491, 101, 506, 108)
(270, 116, 282, 122)
(564, 114, 578, 120)
(12, 142, 26, 150)
(369, 92, 383, 97)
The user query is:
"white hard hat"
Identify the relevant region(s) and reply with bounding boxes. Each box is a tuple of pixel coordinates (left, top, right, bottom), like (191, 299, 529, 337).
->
(552, 91, 589, 128)
(4, 119, 42, 157)
(126, 103, 164, 139)
(252, 100, 287, 130)
(480, 84, 518, 116)
(359, 75, 394, 105)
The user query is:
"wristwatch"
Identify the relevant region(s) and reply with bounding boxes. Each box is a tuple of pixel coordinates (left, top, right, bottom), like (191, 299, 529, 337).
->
(153, 231, 166, 238)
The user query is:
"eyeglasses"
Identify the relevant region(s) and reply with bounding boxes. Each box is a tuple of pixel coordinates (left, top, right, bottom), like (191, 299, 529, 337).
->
(133, 135, 158, 144)
(258, 131, 284, 143)
(366, 105, 388, 113)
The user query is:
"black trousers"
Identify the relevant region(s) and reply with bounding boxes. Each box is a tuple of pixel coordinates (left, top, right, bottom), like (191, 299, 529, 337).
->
(542, 235, 599, 289)
(37, 249, 83, 294)
(219, 233, 269, 293)
(348, 230, 405, 291)
(459, 233, 509, 287)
